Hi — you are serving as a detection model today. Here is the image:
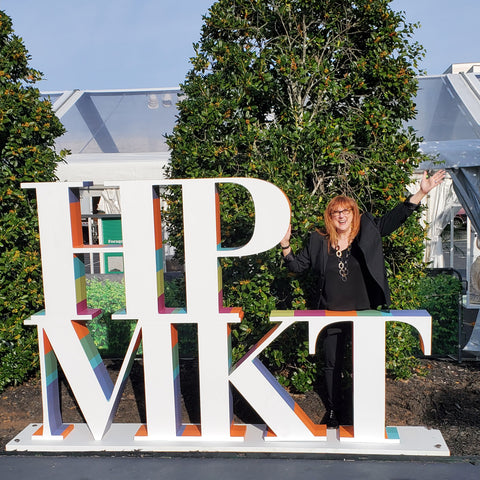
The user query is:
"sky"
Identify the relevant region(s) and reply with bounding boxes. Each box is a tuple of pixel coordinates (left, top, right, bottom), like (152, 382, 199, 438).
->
(1, 0, 479, 92)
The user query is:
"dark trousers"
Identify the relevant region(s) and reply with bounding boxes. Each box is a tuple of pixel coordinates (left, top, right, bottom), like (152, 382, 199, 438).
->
(323, 322, 350, 411)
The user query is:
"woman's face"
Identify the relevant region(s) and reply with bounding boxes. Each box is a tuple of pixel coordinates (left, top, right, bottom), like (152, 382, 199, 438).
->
(330, 205, 353, 234)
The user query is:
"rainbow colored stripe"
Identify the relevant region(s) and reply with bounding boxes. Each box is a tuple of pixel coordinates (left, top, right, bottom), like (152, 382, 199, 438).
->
(72, 321, 114, 399)
(73, 254, 88, 313)
(73, 254, 101, 317)
(42, 331, 64, 435)
(171, 324, 183, 429)
(339, 425, 400, 440)
(271, 309, 427, 317)
(153, 188, 166, 312)
(171, 325, 180, 398)
(69, 188, 83, 248)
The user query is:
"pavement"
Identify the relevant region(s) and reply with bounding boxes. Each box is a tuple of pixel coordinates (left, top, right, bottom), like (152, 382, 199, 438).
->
(1, 453, 480, 480)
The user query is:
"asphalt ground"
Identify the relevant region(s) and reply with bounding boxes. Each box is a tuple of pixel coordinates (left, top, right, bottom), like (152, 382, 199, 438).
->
(1, 453, 480, 480)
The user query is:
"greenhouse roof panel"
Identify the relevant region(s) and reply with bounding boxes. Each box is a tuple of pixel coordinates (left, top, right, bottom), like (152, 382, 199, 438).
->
(411, 75, 480, 141)
(49, 88, 181, 154)
(43, 70, 480, 162)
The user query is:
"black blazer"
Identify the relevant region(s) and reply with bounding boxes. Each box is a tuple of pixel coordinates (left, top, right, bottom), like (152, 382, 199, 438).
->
(283, 201, 419, 309)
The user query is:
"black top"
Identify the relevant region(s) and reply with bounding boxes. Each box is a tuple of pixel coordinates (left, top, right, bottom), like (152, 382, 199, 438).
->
(320, 241, 371, 311)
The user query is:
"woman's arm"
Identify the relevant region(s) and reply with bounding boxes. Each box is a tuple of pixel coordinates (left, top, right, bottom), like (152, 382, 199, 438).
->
(376, 170, 446, 236)
(280, 225, 317, 273)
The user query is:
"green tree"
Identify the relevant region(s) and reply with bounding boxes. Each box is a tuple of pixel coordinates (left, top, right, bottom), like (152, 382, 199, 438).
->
(166, 0, 427, 388)
(0, 10, 67, 390)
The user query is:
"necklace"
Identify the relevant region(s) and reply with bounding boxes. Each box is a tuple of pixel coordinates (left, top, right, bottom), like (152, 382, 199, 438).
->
(335, 244, 351, 282)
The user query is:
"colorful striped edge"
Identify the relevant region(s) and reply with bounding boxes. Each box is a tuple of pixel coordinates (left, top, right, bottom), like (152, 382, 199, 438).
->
(71, 321, 114, 400)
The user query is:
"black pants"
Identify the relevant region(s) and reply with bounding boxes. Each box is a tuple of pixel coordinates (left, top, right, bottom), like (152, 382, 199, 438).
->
(323, 322, 350, 411)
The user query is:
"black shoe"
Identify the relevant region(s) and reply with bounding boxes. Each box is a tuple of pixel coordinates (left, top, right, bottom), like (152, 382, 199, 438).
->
(326, 409, 339, 429)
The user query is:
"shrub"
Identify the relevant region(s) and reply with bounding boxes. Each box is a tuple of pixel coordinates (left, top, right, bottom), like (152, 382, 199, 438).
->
(418, 272, 462, 355)
(0, 11, 67, 391)
(86, 278, 130, 357)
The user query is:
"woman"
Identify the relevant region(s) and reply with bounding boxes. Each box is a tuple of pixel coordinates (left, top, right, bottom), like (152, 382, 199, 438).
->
(280, 170, 445, 427)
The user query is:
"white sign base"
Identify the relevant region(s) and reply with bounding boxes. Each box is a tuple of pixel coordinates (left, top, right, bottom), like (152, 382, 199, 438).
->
(7, 423, 449, 456)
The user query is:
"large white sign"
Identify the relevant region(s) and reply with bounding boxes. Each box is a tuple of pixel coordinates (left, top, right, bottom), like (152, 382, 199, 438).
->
(7, 179, 448, 455)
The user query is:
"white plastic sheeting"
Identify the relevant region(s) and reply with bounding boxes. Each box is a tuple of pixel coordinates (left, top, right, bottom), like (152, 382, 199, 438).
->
(97, 189, 121, 215)
(409, 174, 460, 268)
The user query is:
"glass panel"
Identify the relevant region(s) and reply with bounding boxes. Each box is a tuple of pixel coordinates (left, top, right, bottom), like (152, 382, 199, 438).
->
(410, 77, 480, 141)
(55, 89, 181, 154)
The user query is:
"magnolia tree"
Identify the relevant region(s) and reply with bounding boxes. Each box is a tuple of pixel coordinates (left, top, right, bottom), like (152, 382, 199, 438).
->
(166, 0, 427, 389)
(0, 11, 67, 390)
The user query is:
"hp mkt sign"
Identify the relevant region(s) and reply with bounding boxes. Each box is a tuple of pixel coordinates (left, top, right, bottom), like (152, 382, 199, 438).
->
(7, 179, 448, 455)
